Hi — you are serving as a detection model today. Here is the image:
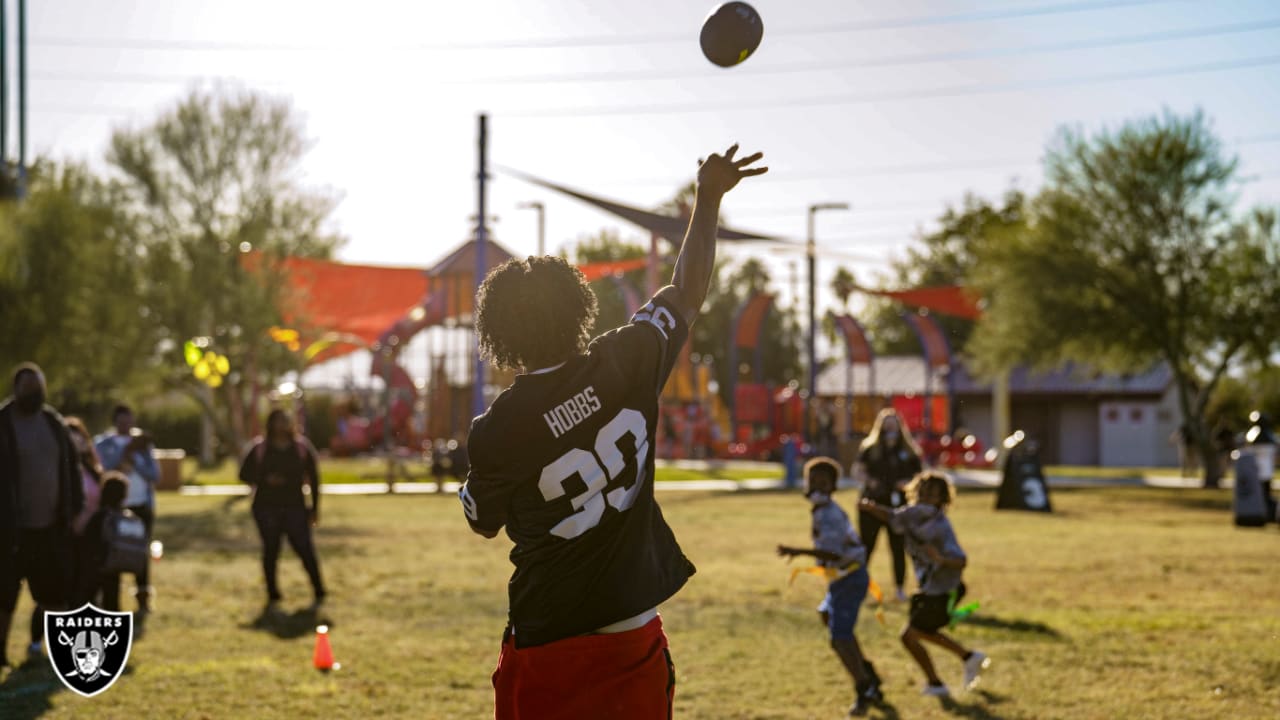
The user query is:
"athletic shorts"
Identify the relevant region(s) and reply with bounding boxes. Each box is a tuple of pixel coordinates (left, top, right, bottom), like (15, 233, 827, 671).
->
(493, 615, 675, 720)
(909, 583, 966, 634)
(0, 526, 73, 612)
(817, 567, 869, 641)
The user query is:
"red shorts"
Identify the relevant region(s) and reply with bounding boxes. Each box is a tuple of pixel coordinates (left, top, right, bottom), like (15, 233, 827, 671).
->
(493, 616, 675, 720)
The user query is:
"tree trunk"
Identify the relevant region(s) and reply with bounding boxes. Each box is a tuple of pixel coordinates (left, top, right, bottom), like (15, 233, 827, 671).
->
(1199, 432, 1222, 488)
(1169, 368, 1220, 488)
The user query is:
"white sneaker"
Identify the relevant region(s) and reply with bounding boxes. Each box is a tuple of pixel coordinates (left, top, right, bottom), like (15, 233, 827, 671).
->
(964, 651, 990, 690)
(921, 683, 950, 697)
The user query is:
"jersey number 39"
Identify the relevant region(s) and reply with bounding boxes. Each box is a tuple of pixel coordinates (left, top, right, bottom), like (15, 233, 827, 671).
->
(538, 408, 648, 539)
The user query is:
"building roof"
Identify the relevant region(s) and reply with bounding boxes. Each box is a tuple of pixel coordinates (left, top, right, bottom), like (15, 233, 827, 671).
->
(951, 362, 1173, 397)
(815, 357, 1174, 398)
(815, 356, 948, 398)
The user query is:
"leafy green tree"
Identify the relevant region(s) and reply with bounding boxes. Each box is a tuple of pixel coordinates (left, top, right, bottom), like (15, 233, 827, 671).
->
(968, 111, 1280, 486)
(1206, 365, 1280, 440)
(568, 183, 801, 405)
(571, 229, 651, 336)
(858, 189, 1024, 355)
(0, 162, 153, 413)
(692, 258, 804, 404)
(830, 267, 856, 311)
(108, 87, 343, 456)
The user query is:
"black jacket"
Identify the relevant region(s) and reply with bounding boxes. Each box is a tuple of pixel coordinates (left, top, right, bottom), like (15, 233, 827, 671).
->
(0, 399, 84, 552)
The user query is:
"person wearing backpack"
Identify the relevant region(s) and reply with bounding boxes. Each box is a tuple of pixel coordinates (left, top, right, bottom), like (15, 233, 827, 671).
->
(77, 472, 148, 612)
(239, 409, 326, 611)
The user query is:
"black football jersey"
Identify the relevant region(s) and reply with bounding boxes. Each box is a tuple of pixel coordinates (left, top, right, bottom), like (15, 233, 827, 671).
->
(460, 288, 697, 648)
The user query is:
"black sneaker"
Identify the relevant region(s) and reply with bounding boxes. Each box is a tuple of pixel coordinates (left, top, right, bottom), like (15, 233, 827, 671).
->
(860, 660, 884, 702)
(863, 682, 884, 704)
(855, 676, 883, 711)
(849, 695, 870, 717)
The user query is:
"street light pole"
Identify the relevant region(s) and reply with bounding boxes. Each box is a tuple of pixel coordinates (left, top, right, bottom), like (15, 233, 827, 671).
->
(517, 201, 546, 256)
(473, 114, 488, 421)
(806, 202, 850, 448)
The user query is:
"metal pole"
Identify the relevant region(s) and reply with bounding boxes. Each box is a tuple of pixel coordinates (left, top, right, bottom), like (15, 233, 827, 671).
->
(472, 114, 488, 420)
(806, 209, 816, 447)
(1, 0, 8, 175)
(536, 203, 545, 256)
(845, 351, 853, 441)
(647, 231, 659, 298)
(16, 0, 24, 196)
(993, 369, 1011, 460)
(805, 203, 850, 446)
(517, 201, 545, 256)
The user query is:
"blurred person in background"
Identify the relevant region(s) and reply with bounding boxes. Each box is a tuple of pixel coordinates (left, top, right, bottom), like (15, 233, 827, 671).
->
(24, 417, 105, 651)
(854, 408, 923, 602)
(95, 404, 159, 616)
(64, 417, 104, 536)
(239, 409, 326, 612)
(0, 363, 82, 667)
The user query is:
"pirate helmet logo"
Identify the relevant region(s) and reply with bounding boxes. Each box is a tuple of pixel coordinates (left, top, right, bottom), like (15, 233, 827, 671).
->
(45, 604, 133, 697)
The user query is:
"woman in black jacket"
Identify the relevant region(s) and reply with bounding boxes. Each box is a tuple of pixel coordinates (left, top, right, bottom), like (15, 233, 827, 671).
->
(853, 408, 923, 602)
(239, 410, 326, 610)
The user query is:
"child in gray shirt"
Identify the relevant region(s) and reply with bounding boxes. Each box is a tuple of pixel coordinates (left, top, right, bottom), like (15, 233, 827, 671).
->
(860, 471, 989, 696)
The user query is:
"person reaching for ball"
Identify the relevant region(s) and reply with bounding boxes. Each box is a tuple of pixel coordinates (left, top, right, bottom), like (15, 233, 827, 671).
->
(460, 144, 765, 719)
(777, 457, 884, 717)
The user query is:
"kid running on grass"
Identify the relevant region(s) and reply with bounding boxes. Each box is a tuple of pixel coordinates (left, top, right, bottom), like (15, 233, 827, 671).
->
(859, 470, 988, 696)
(777, 457, 884, 716)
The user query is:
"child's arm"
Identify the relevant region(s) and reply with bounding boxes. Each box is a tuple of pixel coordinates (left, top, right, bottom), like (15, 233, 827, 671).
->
(776, 545, 845, 563)
(922, 543, 967, 569)
(857, 497, 893, 522)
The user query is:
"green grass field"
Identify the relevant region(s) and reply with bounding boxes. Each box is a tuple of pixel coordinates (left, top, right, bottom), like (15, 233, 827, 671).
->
(181, 456, 779, 485)
(2, 485, 1277, 719)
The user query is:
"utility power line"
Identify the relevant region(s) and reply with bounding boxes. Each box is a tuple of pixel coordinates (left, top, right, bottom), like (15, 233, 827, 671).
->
(444, 19, 1280, 85)
(574, 134, 1280, 189)
(500, 53, 1280, 118)
(29, 0, 1183, 53)
(32, 16, 1275, 89)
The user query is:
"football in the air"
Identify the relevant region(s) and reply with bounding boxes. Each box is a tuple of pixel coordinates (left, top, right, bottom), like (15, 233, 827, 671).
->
(700, 2, 763, 68)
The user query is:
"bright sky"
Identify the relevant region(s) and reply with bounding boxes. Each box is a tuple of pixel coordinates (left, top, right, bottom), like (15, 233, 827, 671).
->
(21, 0, 1280, 324)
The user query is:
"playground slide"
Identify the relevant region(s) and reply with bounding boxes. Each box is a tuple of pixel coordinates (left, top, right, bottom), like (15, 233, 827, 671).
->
(333, 290, 451, 455)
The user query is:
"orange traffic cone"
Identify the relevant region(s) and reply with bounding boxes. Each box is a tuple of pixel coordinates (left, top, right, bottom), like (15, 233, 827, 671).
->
(313, 625, 335, 672)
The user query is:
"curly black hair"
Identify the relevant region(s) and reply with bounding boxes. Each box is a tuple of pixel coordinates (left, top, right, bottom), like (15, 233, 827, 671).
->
(803, 456, 843, 493)
(475, 256, 598, 372)
(906, 470, 956, 507)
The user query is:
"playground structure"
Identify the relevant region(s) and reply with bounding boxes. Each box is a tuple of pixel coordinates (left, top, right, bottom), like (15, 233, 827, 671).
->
(265, 235, 515, 459)
(709, 288, 992, 465)
(493, 169, 994, 466)
(268, 234, 654, 461)
(255, 162, 993, 468)
(263, 239, 992, 470)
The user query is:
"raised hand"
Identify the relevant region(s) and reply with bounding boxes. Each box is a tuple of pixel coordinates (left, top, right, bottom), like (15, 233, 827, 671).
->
(697, 144, 767, 196)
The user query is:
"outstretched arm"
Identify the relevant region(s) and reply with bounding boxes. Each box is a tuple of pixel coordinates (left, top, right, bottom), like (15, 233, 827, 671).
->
(667, 144, 767, 324)
(776, 545, 844, 563)
(858, 497, 893, 522)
